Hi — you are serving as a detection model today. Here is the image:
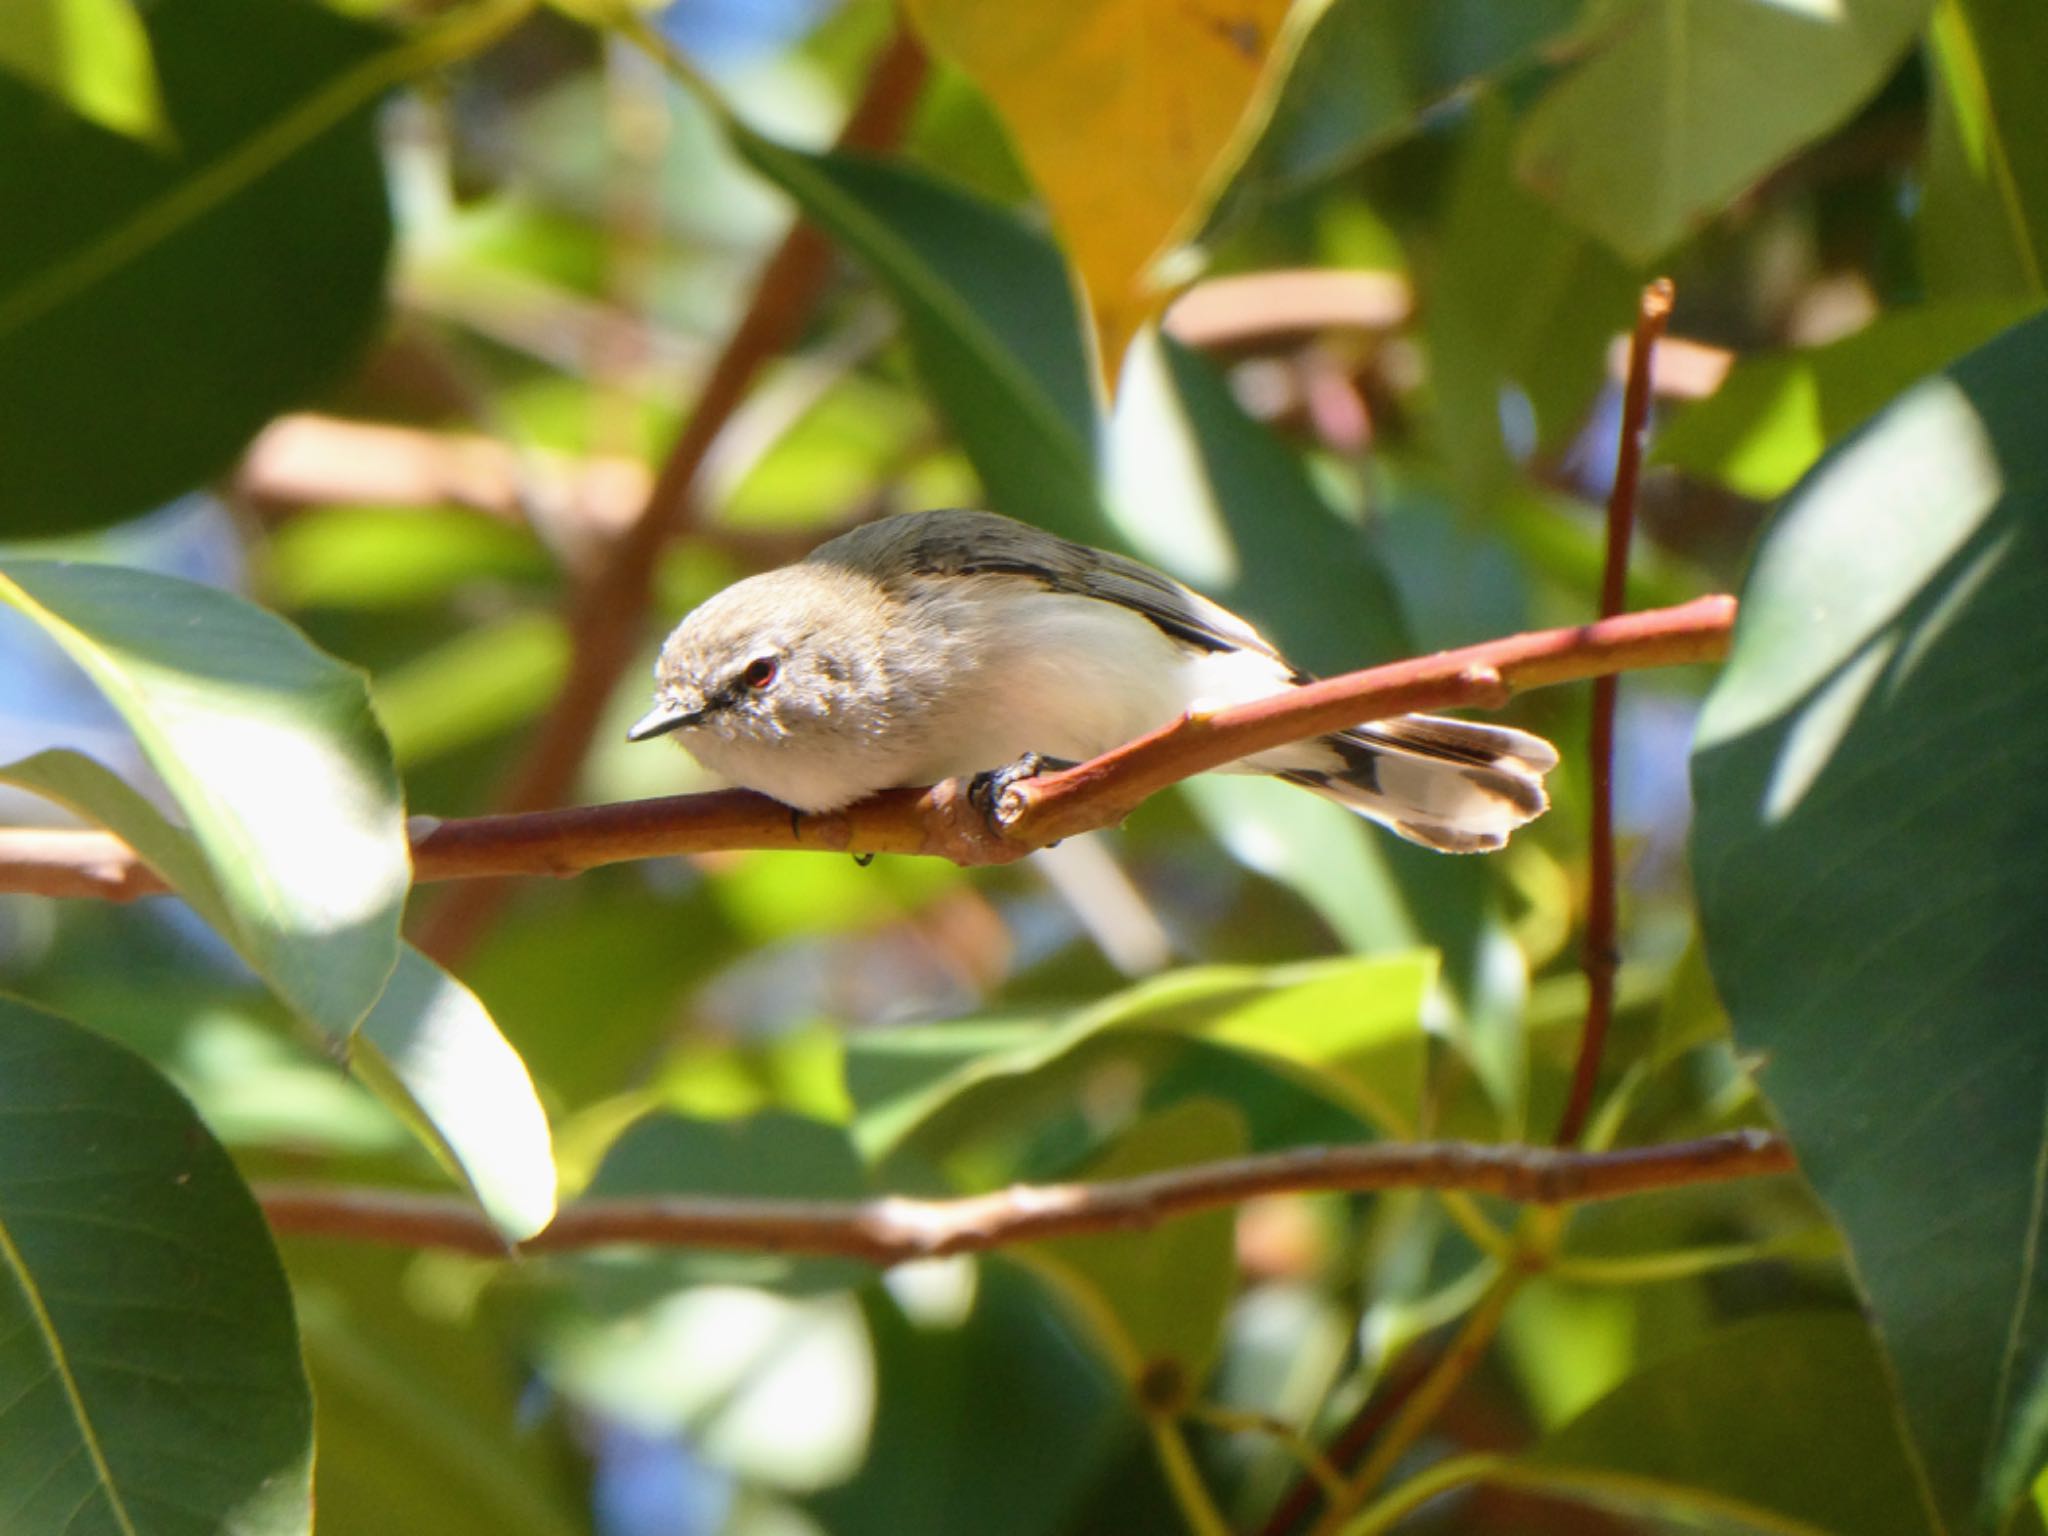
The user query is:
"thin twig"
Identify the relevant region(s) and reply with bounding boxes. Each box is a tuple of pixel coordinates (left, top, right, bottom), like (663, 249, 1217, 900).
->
(413, 24, 929, 965)
(255, 1132, 1793, 1263)
(1252, 1346, 1439, 1536)
(0, 597, 1736, 902)
(1308, 1264, 1530, 1535)
(1554, 279, 1675, 1149)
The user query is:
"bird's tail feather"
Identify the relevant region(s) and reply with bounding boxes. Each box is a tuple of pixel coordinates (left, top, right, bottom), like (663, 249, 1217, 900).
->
(1273, 714, 1558, 854)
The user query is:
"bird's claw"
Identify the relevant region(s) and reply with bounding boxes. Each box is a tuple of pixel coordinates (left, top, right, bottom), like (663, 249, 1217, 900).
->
(967, 751, 1069, 828)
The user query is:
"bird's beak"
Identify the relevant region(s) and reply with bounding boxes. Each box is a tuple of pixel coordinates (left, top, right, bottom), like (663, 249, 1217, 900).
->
(627, 699, 700, 742)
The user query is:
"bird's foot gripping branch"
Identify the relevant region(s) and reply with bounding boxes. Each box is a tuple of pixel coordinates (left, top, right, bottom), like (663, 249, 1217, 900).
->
(0, 594, 1735, 899)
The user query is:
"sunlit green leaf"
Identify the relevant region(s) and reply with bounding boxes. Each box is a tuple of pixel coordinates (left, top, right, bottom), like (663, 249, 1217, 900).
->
(1659, 301, 2037, 499)
(1693, 308, 2048, 1530)
(1920, 0, 2048, 301)
(352, 946, 557, 1241)
(0, 0, 167, 144)
(0, 561, 406, 1039)
(0, 993, 313, 1536)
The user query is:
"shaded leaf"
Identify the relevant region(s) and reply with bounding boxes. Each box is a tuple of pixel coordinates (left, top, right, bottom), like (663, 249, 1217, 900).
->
(1431, 97, 1639, 509)
(289, 1244, 587, 1536)
(0, 992, 312, 1536)
(0, 0, 392, 531)
(1238, 0, 1587, 194)
(731, 134, 1109, 541)
(1529, 1314, 1938, 1535)
(806, 1266, 1139, 1536)
(1025, 1099, 1245, 1390)
(0, 560, 406, 1039)
(1692, 308, 2048, 1530)
(1516, 0, 1928, 260)
(904, 0, 1294, 369)
(0, 0, 166, 144)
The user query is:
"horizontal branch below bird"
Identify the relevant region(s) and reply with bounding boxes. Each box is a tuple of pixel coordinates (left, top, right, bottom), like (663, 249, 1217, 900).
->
(257, 1129, 1796, 1264)
(0, 594, 1736, 900)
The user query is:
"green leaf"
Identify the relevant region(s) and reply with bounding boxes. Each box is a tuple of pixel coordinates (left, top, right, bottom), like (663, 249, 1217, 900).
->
(1024, 1099, 1246, 1390)
(352, 947, 557, 1242)
(289, 1244, 587, 1536)
(1920, 0, 2048, 300)
(0, 749, 553, 1238)
(731, 134, 1111, 543)
(1658, 301, 2039, 499)
(1516, 0, 1929, 260)
(1111, 332, 1408, 673)
(0, 561, 407, 1039)
(0, 0, 168, 144)
(544, 1110, 872, 1297)
(0, 992, 313, 1536)
(0, 0, 391, 531)
(1527, 1314, 1939, 1535)
(807, 1267, 1139, 1536)
(873, 960, 1417, 1189)
(1692, 308, 2048, 1531)
(1235, 0, 1587, 194)
(1431, 98, 1638, 510)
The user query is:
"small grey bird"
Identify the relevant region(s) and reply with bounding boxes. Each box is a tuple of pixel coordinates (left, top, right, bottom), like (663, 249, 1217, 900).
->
(628, 509, 1555, 852)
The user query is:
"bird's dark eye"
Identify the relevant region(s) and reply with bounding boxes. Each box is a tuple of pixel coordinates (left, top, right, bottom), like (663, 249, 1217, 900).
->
(741, 655, 779, 690)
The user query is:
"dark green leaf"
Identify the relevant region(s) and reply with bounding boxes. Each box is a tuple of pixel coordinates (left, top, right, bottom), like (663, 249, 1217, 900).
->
(0, 993, 312, 1536)
(0, 561, 406, 1038)
(1240, 0, 1587, 194)
(0, 0, 392, 532)
(732, 134, 1110, 542)
(1516, 0, 1928, 260)
(1529, 1314, 1939, 1535)
(1692, 308, 2048, 1530)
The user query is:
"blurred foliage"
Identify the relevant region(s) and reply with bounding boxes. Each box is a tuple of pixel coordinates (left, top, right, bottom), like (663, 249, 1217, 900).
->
(1, 0, 2045, 1533)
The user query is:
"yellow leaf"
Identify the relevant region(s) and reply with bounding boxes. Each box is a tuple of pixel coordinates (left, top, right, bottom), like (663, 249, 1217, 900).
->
(905, 0, 1299, 380)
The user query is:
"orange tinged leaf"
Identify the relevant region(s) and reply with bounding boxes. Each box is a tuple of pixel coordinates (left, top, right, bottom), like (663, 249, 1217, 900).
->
(905, 0, 1296, 381)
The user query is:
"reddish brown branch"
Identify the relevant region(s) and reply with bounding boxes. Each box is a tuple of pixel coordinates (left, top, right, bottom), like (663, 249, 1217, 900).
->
(0, 597, 1735, 902)
(414, 25, 929, 965)
(1555, 281, 1675, 1150)
(259, 1130, 1792, 1263)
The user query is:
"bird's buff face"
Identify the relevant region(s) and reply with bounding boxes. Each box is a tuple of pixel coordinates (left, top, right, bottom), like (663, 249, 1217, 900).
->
(627, 567, 915, 812)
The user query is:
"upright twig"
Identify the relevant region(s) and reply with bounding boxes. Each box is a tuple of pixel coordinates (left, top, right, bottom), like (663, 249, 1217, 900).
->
(414, 25, 928, 964)
(1554, 279, 1675, 1149)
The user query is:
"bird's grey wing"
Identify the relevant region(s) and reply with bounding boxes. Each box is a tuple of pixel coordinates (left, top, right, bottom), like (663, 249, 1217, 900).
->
(819, 508, 1291, 666)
